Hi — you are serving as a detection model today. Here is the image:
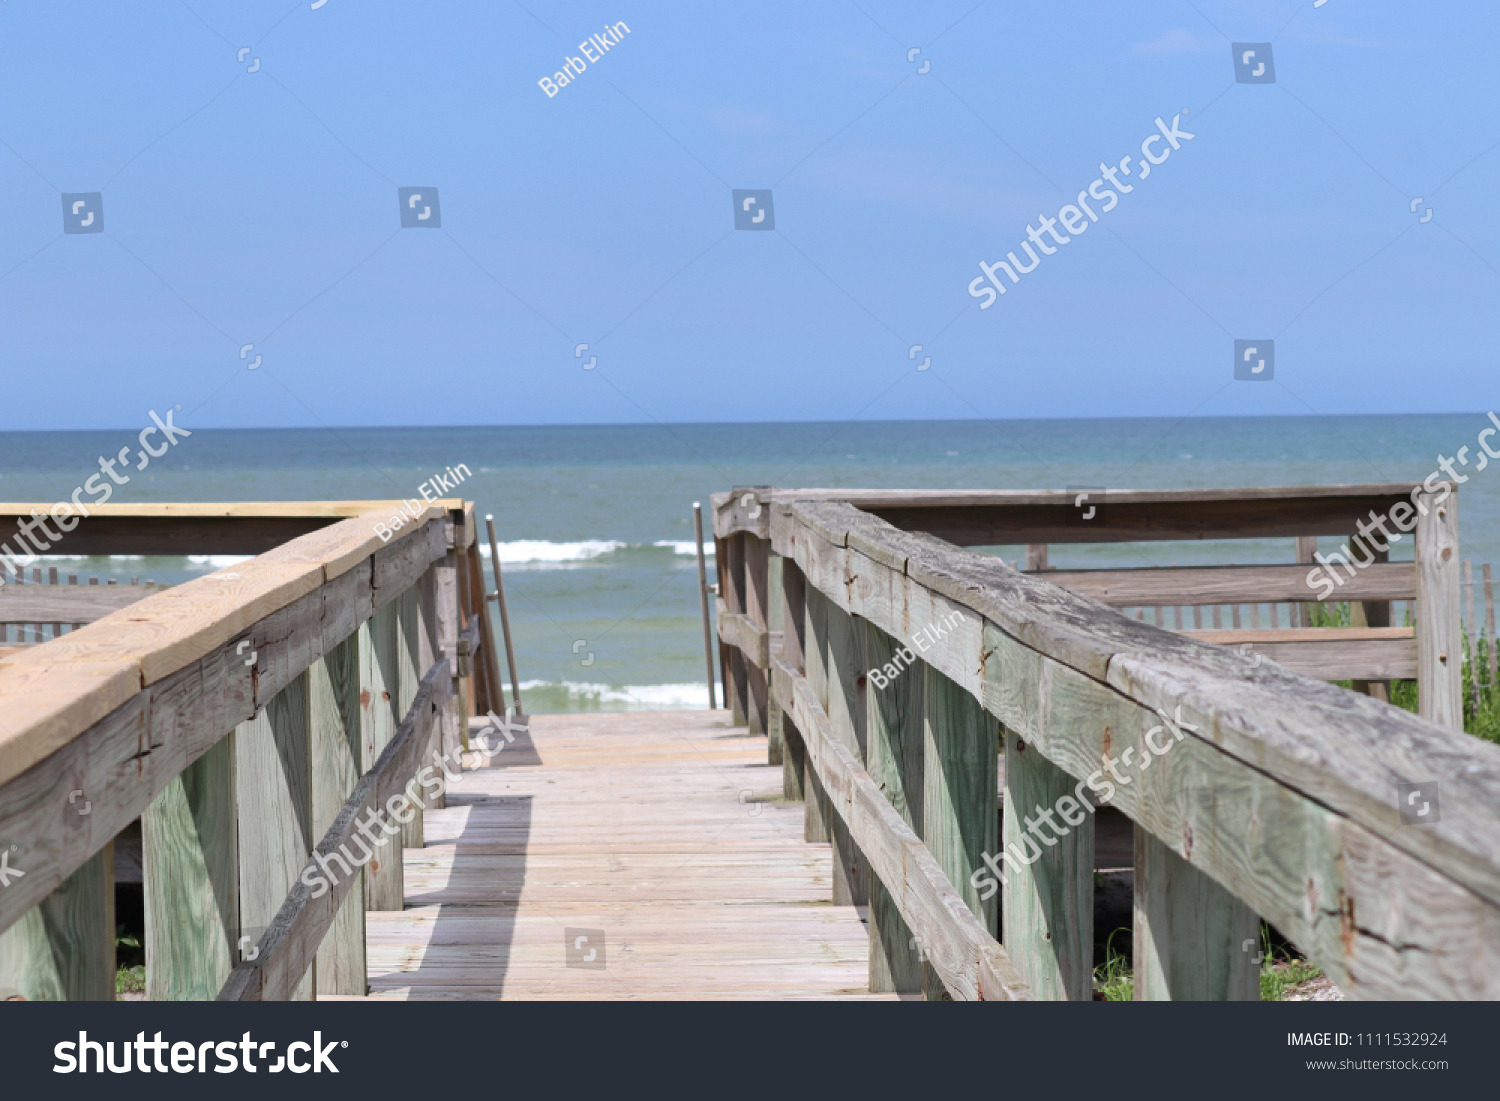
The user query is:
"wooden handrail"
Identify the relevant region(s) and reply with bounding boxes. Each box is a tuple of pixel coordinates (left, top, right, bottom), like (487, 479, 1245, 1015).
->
(761, 495, 1500, 999)
(0, 501, 476, 1001)
(712, 484, 1495, 1000)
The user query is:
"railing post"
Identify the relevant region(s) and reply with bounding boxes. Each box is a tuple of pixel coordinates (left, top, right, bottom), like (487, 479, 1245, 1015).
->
(742, 530, 770, 739)
(1133, 824, 1259, 1000)
(778, 558, 808, 801)
(362, 604, 404, 911)
(311, 632, 367, 996)
(234, 673, 315, 999)
(803, 586, 832, 843)
(765, 553, 784, 764)
(395, 587, 423, 849)
(865, 621, 924, 994)
(1415, 484, 1464, 729)
(921, 665, 998, 999)
(418, 559, 450, 803)
(1001, 728, 1094, 1000)
(722, 533, 748, 726)
(436, 549, 462, 788)
(0, 845, 115, 1000)
(143, 736, 238, 1000)
(824, 597, 869, 907)
(1351, 541, 1391, 702)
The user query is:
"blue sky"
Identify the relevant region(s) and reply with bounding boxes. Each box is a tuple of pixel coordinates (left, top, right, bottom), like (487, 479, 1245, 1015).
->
(0, 0, 1495, 429)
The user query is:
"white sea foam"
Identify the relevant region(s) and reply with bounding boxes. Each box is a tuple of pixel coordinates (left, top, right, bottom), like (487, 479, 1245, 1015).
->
(477, 540, 624, 565)
(509, 680, 719, 710)
(652, 540, 715, 556)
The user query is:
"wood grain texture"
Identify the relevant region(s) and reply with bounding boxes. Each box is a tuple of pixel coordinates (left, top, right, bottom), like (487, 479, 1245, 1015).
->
(1180, 628, 1417, 680)
(0, 514, 441, 797)
(865, 620, 925, 993)
(1, 560, 323, 686)
(1415, 489, 1464, 729)
(310, 640, 366, 996)
(716, 604, 769, 670)
(1002, 727, 1093, 1001)
(0, 662, 140, 792)
(922, 664, 998, 939)
(234, 673, 314, 1000)
(772, 655, 1030, 1000)
(1133, 823, 1259, 1000)
(769, 497, 1500, 999)
(711, 488, 771, 540)
(0, 843, 114, 1000)
(396, 588, 423, 850)
(775, 498, 1500, 920)
(1042, 562, 1416, 606)
(339, 709, 888, 1000)
(144, 734, 237, 1001)
(765, 484, 1430, 547)
(361, 608, 404, 912)
(220, 660, 450, 1001)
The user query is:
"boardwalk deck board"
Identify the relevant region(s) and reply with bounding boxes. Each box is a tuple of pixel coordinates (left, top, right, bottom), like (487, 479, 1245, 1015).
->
(336, 711, 890, 1000)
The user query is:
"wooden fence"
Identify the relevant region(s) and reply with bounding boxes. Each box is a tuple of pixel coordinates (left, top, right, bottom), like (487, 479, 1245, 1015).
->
(0, 501, 495, 1000)
(713, 484, 1500, 1000)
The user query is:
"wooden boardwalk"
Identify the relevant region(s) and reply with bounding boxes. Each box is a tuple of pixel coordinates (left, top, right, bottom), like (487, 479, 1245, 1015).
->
(348, 711, 889, 1000)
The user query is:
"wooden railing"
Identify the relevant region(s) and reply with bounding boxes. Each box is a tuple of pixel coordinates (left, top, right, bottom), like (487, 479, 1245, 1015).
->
(713, 485, 1500, 1000)
(0, 501, 496, 1000)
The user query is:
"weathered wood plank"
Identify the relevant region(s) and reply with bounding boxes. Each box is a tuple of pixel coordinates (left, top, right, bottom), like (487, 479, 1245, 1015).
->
(715, 604, 769, 670)
(1001, 727, 1093, 1000)
(220, 660, 451, 1001)
(777, 499, 1500, 920)
(865, 620, 925, 994)
(1133, 824, 1259, 1000)
(1180, 628, 1417, 681)
(769, 483, 1431, 546)
(310, 638, 366, 996)
(1415, 487, 1463, 728)
(396, 587, 423, 851)
(362, 606, 404, 912)
(772, 654, 1030, 1000)
(0, 844, 114, 1000)
(982, 618, 1500, 999)
(711, 487, 771, 540)
(1043, 562, 1415, 607)
(921, 664, 997, 997)
(144, 734, 237, 1000)
(771, 499, 1500, 999)
(234, 673, 314, 999)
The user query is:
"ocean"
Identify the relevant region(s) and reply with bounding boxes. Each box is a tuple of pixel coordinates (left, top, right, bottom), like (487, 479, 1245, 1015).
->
(1, 414, 1495, 712)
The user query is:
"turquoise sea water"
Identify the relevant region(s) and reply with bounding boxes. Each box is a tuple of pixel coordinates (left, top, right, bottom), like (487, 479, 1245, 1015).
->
(1, 414, 1495, 711)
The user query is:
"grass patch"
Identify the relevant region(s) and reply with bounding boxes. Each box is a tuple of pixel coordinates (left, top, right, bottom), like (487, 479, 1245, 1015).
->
(1094, 929, 1133, 1001)
(1093, 924, 1328, 1001)
(1305, 602, 1500, 745)
(115, 965, 145, 996)
(115, 924, 144, 996)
